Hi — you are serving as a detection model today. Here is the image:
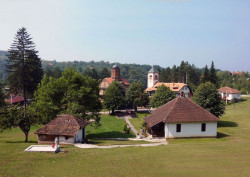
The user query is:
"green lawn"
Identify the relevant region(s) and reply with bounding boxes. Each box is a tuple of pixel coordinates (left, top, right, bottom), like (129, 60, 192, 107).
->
(129, 112, 150, 132)
(1, 99, 250, 176)
(86, 114, 135, 138)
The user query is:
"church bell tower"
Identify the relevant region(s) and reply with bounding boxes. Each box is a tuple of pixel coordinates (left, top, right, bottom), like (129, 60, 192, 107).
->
(147, 66, 159, 88)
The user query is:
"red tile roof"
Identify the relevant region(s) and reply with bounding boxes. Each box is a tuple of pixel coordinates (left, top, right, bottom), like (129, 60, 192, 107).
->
(104, 77, 130, 86)
(5, 96, 24, 104)
(144, 97, 219, 127)
(34, 114, 89, 136)
(218, 86, 241, 94)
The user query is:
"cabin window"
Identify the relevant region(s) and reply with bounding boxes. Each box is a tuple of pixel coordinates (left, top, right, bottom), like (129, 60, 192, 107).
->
(176, 124, 181, 132)
(201, 123, 206, 132)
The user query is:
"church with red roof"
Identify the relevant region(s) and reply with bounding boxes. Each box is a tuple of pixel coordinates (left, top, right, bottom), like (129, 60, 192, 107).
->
(99, 65, 130, 96)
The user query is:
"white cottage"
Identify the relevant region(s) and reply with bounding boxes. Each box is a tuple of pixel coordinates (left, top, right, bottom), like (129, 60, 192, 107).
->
(144, 97, 219, 138)
(218, 86, 241, 101)
(35, 114, 89, 144)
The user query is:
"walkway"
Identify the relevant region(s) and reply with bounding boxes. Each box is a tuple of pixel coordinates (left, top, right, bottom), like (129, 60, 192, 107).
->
(75, 142, 167, 149)
(124, 115, 138, 135)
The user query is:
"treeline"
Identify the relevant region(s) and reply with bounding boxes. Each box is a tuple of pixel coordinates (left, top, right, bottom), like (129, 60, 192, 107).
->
(1, 50, 250, 92)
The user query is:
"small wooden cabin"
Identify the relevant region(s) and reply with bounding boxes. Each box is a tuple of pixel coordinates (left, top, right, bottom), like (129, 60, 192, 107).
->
(35, 114, 89, 144)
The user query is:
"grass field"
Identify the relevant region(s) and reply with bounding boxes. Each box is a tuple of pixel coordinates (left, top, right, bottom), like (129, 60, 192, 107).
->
(86, 114, 135, 138)
(1, 99, 250, 176)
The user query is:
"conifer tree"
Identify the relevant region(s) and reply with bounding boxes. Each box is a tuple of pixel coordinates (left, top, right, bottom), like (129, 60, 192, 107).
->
(201, 65, 209, 83)
(209, 61, 219, 88)
(6, 27, 43, 111)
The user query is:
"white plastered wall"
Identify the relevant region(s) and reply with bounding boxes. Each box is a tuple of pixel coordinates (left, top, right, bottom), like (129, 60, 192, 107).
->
(165, 122, 217, 138)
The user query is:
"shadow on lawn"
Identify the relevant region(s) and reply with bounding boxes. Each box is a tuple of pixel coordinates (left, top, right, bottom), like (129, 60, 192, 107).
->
(218, 121, 238, 127)
(87, 131, 135, 139)
(217, 132, 229, 139)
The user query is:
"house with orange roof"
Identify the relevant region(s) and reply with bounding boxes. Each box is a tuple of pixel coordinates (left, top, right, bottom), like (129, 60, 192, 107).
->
(145, 67, 192, 98)
(99, 65, 130, 96)
(218, 86, 241, 101)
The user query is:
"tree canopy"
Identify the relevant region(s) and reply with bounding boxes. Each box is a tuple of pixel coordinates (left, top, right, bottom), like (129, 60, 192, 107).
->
(6, 27, 43, 109)
(126, 82, 149, 112)
(103, 81, 126, 114)
(32, 67, 102, 124)
(150, 85, 176, 108)
(192, 82, 225, 117)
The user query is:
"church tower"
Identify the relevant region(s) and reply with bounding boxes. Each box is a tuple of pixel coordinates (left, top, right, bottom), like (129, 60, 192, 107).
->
(111, 64, 120, 80)
(147, 67, 159, 88)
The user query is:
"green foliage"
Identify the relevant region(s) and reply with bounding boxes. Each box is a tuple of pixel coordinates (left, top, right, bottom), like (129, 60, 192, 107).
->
(32, 67, 102, 124)
(0, 85, 5, 108)
(100, 67, 110, 79)
(150, 85, 175, 108)
(209, 61, 219, 88)
(159, 61, 202, 91)
(6, 27, 43, 103)
(103, 81, 126, 114)
(126, 82, 149, 112)
(193, 82, 225, 117)
(201, 65, 210, 84)
(0, 105, 37, 142)
(123, 123, 130, 134)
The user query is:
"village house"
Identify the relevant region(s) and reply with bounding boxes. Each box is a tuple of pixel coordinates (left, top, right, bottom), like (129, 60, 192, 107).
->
(99, 65, 130, 96)
(144, 97, 220, 138)
(218, 86, 241, 101)
(145, 67, 192, 98)
(35, 114, 89, 144)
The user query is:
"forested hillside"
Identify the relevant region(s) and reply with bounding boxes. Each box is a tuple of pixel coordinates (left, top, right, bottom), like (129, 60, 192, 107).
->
(1, 50, 250, 92)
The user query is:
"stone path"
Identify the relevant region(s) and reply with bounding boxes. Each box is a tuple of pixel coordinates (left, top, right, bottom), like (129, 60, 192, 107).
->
(75, 142, 167, 149)
(124, 115, 138, 135)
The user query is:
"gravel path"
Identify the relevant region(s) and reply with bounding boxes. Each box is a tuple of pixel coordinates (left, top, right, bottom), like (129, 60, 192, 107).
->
(75, 142, 167, 149)
(124, 115, 138, 135)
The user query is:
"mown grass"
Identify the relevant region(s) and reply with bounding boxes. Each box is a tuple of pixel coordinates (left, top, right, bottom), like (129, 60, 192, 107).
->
(1, 99, 250, 176)
(86, 114, 135, 138)
(129, 112, 150, 132)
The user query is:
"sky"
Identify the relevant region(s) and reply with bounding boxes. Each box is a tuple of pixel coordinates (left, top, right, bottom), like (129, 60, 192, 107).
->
(0, 0, 250, 71)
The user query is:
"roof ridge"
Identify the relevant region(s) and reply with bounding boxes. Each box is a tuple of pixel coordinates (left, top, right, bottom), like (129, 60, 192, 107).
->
(186, 98, 219, 119)
(164, 97, 181, 122)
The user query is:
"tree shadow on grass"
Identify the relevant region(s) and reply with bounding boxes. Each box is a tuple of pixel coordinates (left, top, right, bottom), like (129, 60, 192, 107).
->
(218, 121, 238, 127)
(217, 132, 229, 139)
(5, 140, 37, 144)
(87, 131, 135, 139)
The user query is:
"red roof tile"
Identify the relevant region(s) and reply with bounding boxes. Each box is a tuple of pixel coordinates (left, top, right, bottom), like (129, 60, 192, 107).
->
(218, 86, 241, 94)
(103, 77, 130, 86)
(144, 97, 219, 127)
(34, 114, 89, 136)
(5, 96, 24, 104)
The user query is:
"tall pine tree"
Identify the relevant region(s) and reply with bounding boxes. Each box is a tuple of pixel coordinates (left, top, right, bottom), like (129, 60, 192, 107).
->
(209, 61, 219, 88)
(201, 65, 210, 83)
(6, 27, 43, 111)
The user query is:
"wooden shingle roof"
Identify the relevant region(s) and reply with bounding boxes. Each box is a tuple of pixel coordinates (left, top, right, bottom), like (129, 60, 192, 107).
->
(144, 97, 219, 127)
(34, 114, 89, 136)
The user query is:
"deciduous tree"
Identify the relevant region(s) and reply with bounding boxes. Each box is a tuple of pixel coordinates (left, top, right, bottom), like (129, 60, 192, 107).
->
(150, 85, 175, 108)
(193, 82, 225, 117)
(126, 82, 149, 112)
(103, 81, 126, 114)
(33, 68, 102, 124)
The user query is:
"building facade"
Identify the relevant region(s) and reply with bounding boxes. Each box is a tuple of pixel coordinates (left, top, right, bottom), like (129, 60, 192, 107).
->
(99, 65, 130, 96)
(145, 67, 192, 98)
(218, 86, 241, 101)
(144, 97, 219, 138)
